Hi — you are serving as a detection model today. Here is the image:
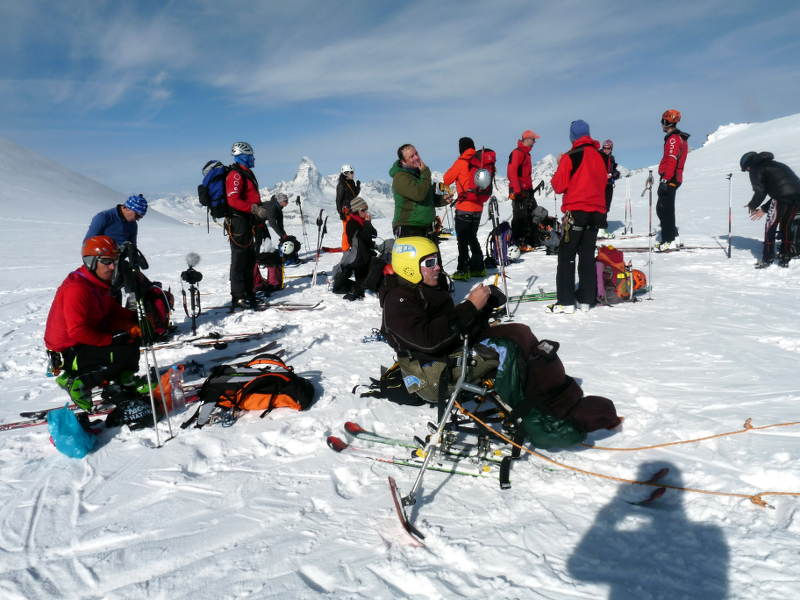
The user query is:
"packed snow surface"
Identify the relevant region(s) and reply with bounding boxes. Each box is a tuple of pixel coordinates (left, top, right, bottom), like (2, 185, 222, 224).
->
(1, 114, 799, 599)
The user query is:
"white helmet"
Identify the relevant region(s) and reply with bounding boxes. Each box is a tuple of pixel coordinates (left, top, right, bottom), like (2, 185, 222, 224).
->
(280, 239, 297, 256)
(341, 164, 354, 174)
(474, 168, 492, 190)
(231, 141, 254, 156)
(507, 245, 521, 261)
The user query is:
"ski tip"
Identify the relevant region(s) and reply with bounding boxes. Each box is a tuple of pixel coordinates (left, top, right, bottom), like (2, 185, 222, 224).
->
(326, 436, 348, 452)
(344, 421, 366, 435)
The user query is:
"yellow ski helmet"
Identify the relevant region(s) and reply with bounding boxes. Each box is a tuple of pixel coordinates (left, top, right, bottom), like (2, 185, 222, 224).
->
(391, 237, 439, 284)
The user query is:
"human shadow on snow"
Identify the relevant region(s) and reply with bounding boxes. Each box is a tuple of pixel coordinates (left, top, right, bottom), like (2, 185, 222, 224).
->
(567, 461, 729, 600)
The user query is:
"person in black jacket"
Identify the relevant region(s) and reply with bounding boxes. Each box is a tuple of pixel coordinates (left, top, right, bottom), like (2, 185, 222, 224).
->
(331, 197, 379, 300)
(598, 139, 621, 238)
(336, 164, 361, 251)
(741, 151, 800, 267)
(380, 237, 620, 432)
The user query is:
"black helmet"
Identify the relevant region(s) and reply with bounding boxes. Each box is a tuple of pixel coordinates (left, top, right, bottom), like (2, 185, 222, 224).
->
(740, 151, 757, 172)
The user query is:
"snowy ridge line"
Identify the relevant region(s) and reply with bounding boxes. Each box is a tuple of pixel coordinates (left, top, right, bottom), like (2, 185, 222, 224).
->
(581, 416, 800, 452)
(454, 401, 800, 509)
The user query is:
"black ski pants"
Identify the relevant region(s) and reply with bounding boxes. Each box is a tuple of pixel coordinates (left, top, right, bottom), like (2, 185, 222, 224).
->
(455, 210, 484, 272)
(228, 212, 256, 300)
(61, 343, 141, 387)
(556, 211, 602, 306)
(763, 199, 800, 263)
(511, 190, 537, 246)
(656, 182, 679, 243)
(600, 184, 614, 229)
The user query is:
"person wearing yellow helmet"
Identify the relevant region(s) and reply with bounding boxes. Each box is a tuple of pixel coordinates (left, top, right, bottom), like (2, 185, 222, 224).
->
(379, 237, 620, 434)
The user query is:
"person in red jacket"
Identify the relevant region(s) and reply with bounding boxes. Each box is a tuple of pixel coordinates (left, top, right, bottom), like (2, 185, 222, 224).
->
(226, 141, 262, 309)
(443, 137, 487, 279)
(656, 109, 690, 251)
(44, 236, 142, 410)
(507, 129, 540, 249)
(549, 120, 607, 314)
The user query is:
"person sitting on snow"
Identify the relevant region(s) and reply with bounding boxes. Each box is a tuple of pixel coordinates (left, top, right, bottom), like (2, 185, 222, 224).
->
(331, 197, 381, 301)
(380, 236, 620, 435)
(44, 236, 144, 410)
(84, 194, 147, 248)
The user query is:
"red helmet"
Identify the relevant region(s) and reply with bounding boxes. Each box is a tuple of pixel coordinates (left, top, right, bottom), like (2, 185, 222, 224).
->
(661, 109, 681, 125)
(82, 235, 119, 270)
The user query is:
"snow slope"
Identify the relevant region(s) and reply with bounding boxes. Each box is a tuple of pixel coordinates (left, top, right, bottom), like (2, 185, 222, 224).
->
(0, 114, 799, 599)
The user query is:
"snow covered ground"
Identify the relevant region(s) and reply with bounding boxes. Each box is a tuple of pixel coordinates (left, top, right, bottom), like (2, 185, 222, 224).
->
(0, 114, 799, 599)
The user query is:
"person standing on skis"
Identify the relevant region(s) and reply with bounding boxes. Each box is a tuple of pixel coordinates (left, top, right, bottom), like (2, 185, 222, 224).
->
(549, 120, 607, 314)
(44, 236, 143, 410)
(597, 140, 620, 239)
(740, 151, 800, 268)
(656, 109, 690, 251)
(225, 141, 262, 310)
(443, 136, 487, 280)
(336, 165, 361, 251)
(507, 129, 540, 250)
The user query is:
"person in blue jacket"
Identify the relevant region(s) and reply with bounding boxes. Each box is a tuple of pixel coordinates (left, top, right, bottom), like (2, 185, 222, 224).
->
(84, 195, 148, 247)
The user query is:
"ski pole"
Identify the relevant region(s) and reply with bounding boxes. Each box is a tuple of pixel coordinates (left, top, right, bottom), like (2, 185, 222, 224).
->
(643, 170, 654, 301)
(726, 173, 733, 259)
(312, 214, 327, 288)
(489, 196, 511, 321)
(296, 195, 310, 253)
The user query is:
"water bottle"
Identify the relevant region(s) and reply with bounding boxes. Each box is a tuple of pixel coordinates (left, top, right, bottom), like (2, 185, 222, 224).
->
(169, 366, 185, 412)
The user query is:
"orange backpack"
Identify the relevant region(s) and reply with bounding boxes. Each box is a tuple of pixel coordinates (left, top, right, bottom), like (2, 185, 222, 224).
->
(185, 354, 314, 428)
(596, 245, 646, 304)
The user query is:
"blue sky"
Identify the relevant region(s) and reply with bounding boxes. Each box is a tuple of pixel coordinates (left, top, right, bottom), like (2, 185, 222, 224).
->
(1, 0, 799, 195)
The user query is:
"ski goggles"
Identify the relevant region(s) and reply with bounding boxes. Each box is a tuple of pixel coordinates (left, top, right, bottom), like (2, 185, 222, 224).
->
(96, 256, 119, 265)
(420, 256, 439, 268)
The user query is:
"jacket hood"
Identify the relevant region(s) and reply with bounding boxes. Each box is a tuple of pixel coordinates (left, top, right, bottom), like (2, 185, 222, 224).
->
(389, 160, 419, 177)
(664, 129, 691, 142)
(459, 148, 476, 161)
(753, 151, 775, 165)
(570, 136, 600, 150)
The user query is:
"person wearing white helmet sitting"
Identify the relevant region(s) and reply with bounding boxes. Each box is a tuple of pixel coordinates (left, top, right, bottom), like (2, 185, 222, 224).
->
(336, 164, 361, 251)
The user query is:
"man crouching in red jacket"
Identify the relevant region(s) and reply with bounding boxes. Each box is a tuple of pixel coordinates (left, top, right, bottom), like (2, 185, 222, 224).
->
(549, 120, 608, 314)
(44, 235, 142, 409)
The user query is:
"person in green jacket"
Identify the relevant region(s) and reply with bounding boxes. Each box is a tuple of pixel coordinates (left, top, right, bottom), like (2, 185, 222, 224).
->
(390, 144, 449, 238)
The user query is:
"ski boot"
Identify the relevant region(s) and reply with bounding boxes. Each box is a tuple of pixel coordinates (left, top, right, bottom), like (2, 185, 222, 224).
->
(451, 270, 470, 281)
(545, 303, 576, 314)
(55, 372, 93, 411)
(470, 268, 487, 278)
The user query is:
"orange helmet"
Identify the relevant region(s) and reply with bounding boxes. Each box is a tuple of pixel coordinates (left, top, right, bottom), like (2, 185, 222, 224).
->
(631, 269, 647, 291)
(661, 109, 681, 125)
(82, 235, 119, 270)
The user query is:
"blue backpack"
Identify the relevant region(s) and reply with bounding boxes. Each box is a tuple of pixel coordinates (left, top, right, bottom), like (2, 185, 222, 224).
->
(485, 221, 514, 267)
(198, 160, 233, 220)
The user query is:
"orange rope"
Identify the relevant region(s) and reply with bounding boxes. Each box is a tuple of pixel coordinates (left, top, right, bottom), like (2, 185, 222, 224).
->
(455, 402, 800, 509)
(581, 418, 800, 451)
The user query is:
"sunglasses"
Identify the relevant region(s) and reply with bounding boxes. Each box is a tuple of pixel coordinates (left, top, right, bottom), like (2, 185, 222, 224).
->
(96, 256, 118, 265)
(420, 256, 439, 268)
(344, 171, 354, 175)
(660, 119, 672, 126)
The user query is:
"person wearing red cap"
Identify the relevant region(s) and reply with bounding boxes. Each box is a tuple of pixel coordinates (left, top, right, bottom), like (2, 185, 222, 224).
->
(507, 129, 541, 249)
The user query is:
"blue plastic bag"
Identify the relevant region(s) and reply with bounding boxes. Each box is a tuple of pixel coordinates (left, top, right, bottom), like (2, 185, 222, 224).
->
(47, 404, 95, 459)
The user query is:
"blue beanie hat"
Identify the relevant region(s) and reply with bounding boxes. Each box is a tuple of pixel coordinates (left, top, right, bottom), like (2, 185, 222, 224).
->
(234, 154, 255, 169)
(125, 194, 148, 216)
(569, 120, 590, 142)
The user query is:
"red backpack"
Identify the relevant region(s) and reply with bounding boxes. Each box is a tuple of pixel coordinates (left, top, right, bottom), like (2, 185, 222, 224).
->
(595, 245, 646, 304)
(462, 148, 496, 204)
